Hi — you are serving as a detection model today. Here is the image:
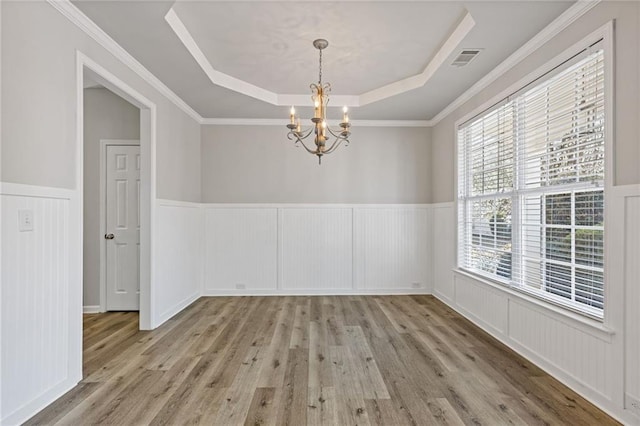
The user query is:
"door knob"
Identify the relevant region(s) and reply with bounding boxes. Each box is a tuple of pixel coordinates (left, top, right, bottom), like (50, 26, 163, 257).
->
(105, 233, 115, 240)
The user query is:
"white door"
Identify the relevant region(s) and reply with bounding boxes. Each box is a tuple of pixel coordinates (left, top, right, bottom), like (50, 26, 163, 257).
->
(105, 144, 140, 311)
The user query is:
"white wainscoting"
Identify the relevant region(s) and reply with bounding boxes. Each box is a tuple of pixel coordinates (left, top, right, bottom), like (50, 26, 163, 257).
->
(454, 273, 509, 336)
(203, 204, 431, 295)
(1, 183, 81, 425)
(623, 191, 640, 418)
(204, 207, 278, 291)
(154, 200, 203, 326)
(432, 186, 640, 425)
(432, 203, 455, 301)
(281, 208, 353, 291)
(354, 207, 430, 291)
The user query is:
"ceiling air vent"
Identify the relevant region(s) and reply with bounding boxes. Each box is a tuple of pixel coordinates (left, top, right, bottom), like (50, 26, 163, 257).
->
(451, 49, 481, 67)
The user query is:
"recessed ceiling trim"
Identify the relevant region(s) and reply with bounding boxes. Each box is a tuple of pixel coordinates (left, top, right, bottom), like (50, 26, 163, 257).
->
(201, 118, 433, 128)
(430, 0, 601, 126)
(359, 11, 475, 106)
(165, 8, 277, 105)
(165, 7, 474, 108)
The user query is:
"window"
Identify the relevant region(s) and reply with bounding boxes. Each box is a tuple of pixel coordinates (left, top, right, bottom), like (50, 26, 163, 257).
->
(458, 46, 605, 318)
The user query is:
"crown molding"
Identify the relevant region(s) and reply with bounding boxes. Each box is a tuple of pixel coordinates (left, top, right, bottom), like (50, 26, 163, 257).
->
(201, 118, 433, 127)
(430, 0, 602, 126)
(47, 0, 203, 124)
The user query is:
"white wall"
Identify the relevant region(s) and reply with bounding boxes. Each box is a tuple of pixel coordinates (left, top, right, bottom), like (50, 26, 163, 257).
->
(429, 2, 640, 423)
(83, 88, 140, 308)
(2, 2, 201, 200)
(201, 125, 431, 204)
(203, 205, 431, 295)
(200, 124, 433, 295)
(0, 1, 202, 423)
(154, 200, 202, 325)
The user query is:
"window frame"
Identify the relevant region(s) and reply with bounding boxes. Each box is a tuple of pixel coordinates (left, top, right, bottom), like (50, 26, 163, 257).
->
(454, 23, 614, 322)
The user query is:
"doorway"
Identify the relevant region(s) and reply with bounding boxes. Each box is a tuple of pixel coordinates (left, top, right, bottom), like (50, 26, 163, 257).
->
(78, 51, 156, 332)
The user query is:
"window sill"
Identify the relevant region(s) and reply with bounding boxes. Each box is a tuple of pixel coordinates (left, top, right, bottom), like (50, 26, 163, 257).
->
(452, 268, 615, 342)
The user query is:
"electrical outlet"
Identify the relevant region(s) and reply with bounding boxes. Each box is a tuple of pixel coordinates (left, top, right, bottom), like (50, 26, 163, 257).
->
(235, 283, 246, 290)
(18, 209, 34, 232)
(412, 282, 421, 289)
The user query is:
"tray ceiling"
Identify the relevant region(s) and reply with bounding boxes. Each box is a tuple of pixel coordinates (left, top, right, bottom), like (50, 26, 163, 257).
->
(72, 1, 574, 120)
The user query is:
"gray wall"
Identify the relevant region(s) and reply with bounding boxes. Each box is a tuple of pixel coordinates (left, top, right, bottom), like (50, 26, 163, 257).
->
(83, 88, 140, 307)
(431, 1, 640, 203)
(1, 1, 201, 202)
(201, 125, 431, 204)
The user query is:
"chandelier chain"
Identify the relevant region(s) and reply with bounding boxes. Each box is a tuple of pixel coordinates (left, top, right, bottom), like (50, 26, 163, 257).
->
(318, 48, 323, 85)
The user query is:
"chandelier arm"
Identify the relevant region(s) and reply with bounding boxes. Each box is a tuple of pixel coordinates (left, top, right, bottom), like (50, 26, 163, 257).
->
(296, 138, 319, 155)
(325, 126, 345, 139)
(287, 127, 314, 141)
(288, 130, 318, 155)
(324, 135, 349, 154)
(323, 130, 350, 153)
(323, 136, 342, 154)
(322, 138, 345, 155)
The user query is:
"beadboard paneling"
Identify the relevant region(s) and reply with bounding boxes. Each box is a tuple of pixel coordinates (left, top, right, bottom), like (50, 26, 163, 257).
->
(509, 300, 612, 399)
(354, 207, 430, 290)
(204, 208, 277, 291)
(454, 273, 508, 335)
(202, 205, 431, 295)
(432, 203, 455, 301)
(625, 195, 640, 410)
(280, 208, 353, 291)
(154, 201, 202, 325)
(1, 186, 77, 425)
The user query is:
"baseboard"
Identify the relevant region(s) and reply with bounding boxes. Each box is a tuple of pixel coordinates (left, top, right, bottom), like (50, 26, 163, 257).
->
(202, 288, 432, 297)
(155, 292, 200, 327)
(82, 305, 101, 314)
(1, 377, 79, 426)
(432, 289, 454, 306)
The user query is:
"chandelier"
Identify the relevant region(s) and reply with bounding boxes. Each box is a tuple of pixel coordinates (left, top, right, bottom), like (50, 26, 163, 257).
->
(286, 39, 351, 164)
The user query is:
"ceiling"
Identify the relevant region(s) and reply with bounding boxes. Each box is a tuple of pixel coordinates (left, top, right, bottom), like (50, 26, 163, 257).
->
(72, 1, 574, 121)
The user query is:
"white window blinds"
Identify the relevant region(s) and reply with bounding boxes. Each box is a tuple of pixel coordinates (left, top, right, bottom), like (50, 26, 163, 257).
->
(458, 47, 605, 318)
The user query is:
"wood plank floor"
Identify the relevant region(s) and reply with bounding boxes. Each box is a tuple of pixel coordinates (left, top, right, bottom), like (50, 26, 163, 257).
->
(27, 296, 618, 425)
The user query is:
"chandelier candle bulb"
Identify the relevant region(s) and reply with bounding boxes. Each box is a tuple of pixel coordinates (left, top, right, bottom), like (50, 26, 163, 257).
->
(290, 106, 296, 125)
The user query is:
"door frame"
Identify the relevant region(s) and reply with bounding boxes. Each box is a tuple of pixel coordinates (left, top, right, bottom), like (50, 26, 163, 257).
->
(77, 51, 156, 330)
(99, 139, 140, 312)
